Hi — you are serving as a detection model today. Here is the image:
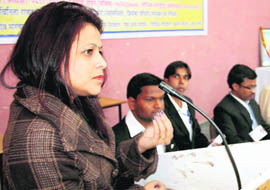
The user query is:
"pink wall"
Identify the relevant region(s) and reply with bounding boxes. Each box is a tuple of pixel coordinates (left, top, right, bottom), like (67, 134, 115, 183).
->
(1, 1, 270, 134)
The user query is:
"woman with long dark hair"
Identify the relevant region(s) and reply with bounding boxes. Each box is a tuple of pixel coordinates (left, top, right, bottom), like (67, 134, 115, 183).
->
(0, 1, 173, 189)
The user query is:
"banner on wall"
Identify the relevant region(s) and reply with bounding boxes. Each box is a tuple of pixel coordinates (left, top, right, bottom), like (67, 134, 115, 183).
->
(0, 0, 207, 44)
(259, 27, 270, 66)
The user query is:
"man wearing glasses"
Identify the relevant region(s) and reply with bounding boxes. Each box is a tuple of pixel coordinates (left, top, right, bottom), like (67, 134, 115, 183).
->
(214, 64, 270, 144)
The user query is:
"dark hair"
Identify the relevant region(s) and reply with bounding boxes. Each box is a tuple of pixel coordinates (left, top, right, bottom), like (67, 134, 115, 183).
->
(127, 73, 162, 99)
(0, 1, 109, 141)
(227, 64, 257, 89)
(163, 60, 191, 79)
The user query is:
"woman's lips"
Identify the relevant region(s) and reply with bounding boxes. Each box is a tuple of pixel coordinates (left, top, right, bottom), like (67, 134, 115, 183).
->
(93, 75, 104, 81)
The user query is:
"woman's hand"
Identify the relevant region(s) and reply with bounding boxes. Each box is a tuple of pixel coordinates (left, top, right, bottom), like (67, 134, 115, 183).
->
(144, 180, 166, 190)
(137, 111, 173, 153)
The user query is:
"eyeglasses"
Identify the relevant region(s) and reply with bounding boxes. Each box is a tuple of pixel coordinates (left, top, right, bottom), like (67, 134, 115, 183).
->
(239, 84, 256, 90)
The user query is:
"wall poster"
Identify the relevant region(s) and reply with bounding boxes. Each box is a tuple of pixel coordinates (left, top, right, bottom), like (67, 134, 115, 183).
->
(0, 0, 207, 44)
(259, 27, 270, 66)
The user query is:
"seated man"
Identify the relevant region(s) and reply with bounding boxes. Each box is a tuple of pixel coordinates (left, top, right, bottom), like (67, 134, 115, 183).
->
(214, 64, 270, 144)
(113, 72, 178, 153)
(163, 61, 209, 151)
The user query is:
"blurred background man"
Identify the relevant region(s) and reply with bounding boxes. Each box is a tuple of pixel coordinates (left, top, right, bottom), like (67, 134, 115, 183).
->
(214, 64, 270, 144)
(163, 61, 209, 150)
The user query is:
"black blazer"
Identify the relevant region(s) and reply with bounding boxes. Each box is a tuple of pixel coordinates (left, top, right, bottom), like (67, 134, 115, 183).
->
(164, 94, 209, 150)
(112, 118, 131, 147)
(213, 94, 270, 144)
(112, 116, 179, 152)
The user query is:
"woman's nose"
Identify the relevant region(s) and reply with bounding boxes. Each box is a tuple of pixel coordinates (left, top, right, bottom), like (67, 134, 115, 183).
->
(96, 53, 107, 69)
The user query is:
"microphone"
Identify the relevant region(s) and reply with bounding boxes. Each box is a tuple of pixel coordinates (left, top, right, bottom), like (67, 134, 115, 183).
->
(159, 81, 192, 105)
(159, 81, 242, 190)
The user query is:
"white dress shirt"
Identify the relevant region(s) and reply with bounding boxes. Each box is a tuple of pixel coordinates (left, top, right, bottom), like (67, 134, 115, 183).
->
(230, 93, 258, 129)
(125, 110, 166, 154)
(167, 94, 193, 140)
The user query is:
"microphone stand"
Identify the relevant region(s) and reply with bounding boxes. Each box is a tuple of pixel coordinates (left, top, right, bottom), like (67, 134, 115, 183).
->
(159, 81, 242, 190)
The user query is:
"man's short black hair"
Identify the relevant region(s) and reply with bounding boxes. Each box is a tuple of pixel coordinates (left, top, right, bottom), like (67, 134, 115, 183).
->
(227, 64, 257, 89)
(163, 60, 191, 79)
(127, 73, 162, 99)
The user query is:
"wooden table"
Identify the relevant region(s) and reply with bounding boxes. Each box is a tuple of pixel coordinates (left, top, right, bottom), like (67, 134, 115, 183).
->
(0, 133, 3, 154)
(98, 97, 126, 121)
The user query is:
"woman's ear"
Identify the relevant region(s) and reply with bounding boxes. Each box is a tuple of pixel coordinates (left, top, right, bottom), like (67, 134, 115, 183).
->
(127, 97, 136, 110)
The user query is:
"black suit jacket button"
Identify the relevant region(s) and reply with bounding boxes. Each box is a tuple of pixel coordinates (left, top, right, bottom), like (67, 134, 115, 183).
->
(112, 169, 119, 177)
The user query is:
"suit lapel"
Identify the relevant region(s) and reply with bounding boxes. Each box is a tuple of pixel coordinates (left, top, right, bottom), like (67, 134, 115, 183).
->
(229, 95, 253, 127)
(18, 86, 118, 165)
(249, 99, 261, 123)
(120, 118, 132, 139)
(164, 94, 190, 136)
(59, 107, 117, 164)
(187, 105, 196, 143)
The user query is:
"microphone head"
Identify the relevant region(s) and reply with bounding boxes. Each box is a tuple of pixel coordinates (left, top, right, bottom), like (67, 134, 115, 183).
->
(158, 81, 178, 95)
(158, 81, 189, 103)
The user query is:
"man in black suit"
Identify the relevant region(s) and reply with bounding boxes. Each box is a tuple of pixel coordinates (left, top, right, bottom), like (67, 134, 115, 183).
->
(214, 64, 270, 144)
(112, 73, 176, 190)
(113, 73, 178, 153)
(163, 61, 209, 150)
